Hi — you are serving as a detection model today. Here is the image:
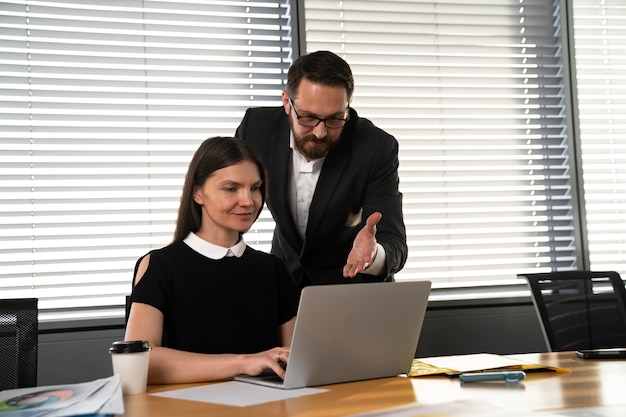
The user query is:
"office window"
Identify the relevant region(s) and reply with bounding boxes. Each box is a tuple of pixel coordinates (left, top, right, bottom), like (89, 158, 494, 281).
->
(572, 0, 626, 274)
(304, 0, 577, 296)
(0, 0, 291, 318)
(2, 0, 624, 320)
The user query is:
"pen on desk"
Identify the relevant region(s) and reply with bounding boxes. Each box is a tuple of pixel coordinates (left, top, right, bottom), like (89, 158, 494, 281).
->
(459, 371, 525, 384)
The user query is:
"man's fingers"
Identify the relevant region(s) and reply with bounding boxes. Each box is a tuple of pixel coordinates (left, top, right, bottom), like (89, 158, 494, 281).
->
(343, 263, 358, 278)
(366, 212, 382, 228)
(343, 213, 381, 278)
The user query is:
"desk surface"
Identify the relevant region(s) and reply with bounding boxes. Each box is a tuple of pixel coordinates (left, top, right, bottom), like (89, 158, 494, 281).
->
(119, 352, 626, 417)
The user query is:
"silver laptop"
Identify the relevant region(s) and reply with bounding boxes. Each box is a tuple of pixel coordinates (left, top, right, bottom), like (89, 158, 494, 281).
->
(235, 280, 431, 389)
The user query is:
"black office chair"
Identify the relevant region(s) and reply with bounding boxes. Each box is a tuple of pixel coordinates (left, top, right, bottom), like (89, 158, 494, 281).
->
(125, 294, 131, 325)
(0, 298, 38, 390)
(519, 271, 626, 352)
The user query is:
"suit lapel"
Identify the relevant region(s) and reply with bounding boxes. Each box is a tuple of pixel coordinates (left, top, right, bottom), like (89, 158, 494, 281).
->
(273, 108, 355, 249)
(267, 123, 303, 248)
(306, 141, 350, 240)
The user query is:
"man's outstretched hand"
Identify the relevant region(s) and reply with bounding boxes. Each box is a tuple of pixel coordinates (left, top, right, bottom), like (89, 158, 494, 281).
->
(343, 212, 382, 278)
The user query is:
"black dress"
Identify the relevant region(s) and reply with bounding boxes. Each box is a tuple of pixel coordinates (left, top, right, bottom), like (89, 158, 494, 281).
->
(130, 237, 298, 355)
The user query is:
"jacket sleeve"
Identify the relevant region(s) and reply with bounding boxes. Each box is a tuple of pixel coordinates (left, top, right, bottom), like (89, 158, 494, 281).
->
(361, 131, 408, 280)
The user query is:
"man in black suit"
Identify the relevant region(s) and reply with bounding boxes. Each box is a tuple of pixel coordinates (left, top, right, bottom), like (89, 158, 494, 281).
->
(235, 50, 407, 291)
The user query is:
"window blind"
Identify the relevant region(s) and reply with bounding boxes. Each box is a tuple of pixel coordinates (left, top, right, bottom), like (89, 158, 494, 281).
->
(572, 0, 626, 277)
(304, 0, 577, 294)
(0, 0, 291, 317)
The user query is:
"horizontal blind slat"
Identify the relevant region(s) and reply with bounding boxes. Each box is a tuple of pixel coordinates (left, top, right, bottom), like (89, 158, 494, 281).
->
(0, 0, 289, 313)
(305, 0, 576, 288)
(573, 0, 626, 275)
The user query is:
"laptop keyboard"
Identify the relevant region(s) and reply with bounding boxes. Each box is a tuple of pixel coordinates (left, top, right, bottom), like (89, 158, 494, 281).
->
(255, 371, 284, 384)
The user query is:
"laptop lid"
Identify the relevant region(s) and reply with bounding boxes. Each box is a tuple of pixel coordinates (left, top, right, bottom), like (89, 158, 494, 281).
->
(235, 280, 431, 389)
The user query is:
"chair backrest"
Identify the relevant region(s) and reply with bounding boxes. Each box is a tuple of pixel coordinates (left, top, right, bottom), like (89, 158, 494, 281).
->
(0, 298, 38, 390)
(519, 271, 626, 351)
(125, 294, 131, 326)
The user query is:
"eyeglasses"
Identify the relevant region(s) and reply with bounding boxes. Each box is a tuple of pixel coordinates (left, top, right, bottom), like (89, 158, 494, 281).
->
(288, 97, 349, 129)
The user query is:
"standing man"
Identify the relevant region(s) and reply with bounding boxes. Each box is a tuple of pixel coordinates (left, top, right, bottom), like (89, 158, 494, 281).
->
(235, 50, 407, 291)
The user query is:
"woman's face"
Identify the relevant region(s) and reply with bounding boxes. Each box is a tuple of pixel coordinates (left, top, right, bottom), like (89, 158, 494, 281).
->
(193, 160, 263, 245)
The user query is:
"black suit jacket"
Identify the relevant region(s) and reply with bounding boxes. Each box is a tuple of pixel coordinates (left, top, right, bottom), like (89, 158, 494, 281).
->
(235, 107, 407, 289)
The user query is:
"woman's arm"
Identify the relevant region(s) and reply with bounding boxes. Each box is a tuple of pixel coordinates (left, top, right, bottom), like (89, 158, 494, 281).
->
(126, 254, 293, 384)
(279, 317, 295, 347)
(125, 302, 289, 384)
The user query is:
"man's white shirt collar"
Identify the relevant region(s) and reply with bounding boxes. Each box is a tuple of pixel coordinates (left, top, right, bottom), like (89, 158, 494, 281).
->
(289, 133, 325, 238)
(183, 232, 246, 259)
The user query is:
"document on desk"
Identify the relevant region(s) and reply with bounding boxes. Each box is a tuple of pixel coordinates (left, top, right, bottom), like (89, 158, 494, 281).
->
(410, 353, 569, 376)
(151, 381, 327, 407)
(0, 375, 123, 417)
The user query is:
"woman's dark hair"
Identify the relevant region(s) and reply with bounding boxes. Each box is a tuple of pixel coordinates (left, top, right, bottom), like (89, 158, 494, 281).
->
(285, 50, 354, 100)
(173, 136, 267, 242)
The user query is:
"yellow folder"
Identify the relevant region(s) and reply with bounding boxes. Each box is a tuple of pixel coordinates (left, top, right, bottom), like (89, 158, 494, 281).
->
(410, 353, 569, 377)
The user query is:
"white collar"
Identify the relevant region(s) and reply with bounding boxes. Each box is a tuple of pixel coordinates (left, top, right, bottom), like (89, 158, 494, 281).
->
(183, 232, 246, 259)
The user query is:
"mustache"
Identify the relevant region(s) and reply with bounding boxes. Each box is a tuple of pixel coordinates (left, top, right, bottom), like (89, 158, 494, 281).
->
(304, 134, 329, 143)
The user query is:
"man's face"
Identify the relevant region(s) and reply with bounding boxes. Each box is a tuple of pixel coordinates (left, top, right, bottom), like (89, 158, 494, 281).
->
(283, 78, 350, 161)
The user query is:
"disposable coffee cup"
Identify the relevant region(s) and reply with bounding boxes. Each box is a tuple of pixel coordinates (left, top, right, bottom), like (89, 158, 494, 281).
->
(109, 340, 151, 395)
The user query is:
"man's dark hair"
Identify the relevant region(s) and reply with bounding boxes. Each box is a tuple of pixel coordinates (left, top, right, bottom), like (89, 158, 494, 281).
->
(285, 50, 354, 100)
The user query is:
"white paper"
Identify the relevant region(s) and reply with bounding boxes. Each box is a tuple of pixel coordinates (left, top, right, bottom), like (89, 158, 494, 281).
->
(0, 375, 123, 417)
(151, 380, 327, 407)
(418, 353, 538, 373)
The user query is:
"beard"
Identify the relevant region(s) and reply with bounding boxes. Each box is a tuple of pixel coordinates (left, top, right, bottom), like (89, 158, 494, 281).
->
(293, 133, 335, 160)
(291, 124, 341, 161)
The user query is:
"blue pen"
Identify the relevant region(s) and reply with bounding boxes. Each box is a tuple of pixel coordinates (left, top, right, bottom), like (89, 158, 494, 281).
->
(459, 370, 525, 384)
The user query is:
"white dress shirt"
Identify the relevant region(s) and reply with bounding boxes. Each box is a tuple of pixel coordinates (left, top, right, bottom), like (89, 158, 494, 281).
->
(287, 134, 386, 276)
(288, 135, 325, 239)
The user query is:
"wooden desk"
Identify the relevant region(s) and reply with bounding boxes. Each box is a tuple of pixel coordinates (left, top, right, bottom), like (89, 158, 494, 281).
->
(119, 352, 626, 417)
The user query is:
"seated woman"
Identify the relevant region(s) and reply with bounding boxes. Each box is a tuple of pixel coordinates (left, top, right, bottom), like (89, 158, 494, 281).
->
(125, 137, 298, 384)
